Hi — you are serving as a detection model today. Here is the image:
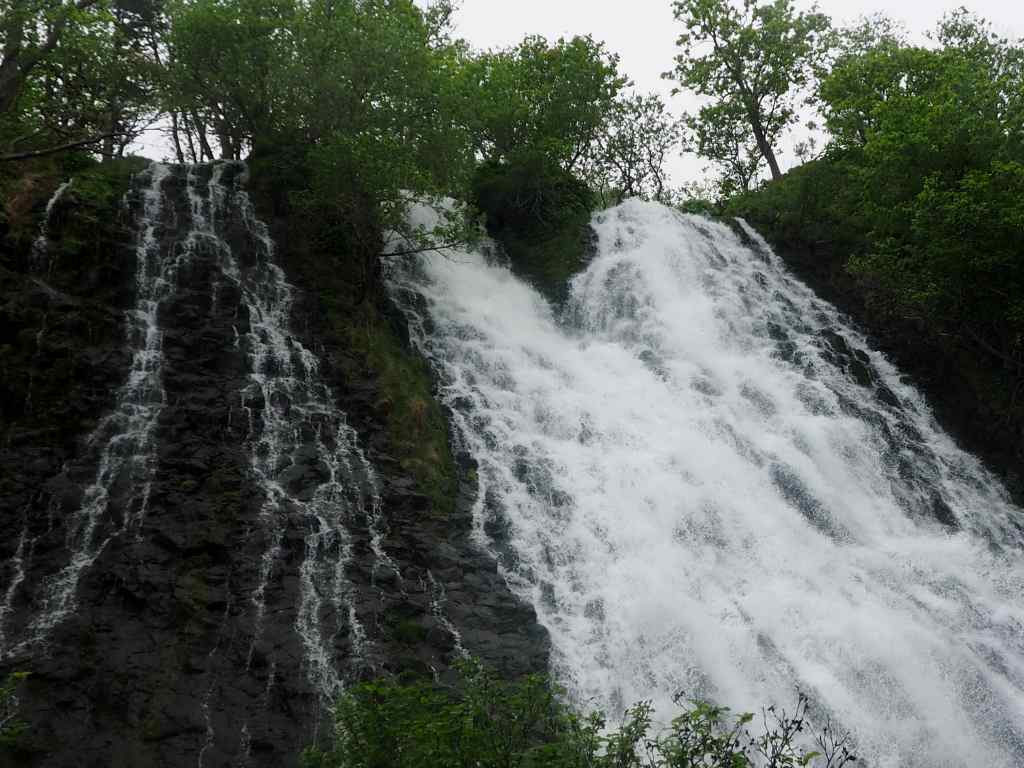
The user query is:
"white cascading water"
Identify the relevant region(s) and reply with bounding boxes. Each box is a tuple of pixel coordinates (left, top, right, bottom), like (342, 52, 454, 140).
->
(5, 165, 383, 713)
(386, 199, 1024, 768)
(4, 164, 173, 656)
(3, 181, 76, 650)
(30, 179, 72, 275)
(213, 166, 383, 701)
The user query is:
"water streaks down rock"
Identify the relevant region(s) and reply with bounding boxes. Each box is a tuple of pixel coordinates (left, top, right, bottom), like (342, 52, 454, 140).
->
(0, 163, 547, 767)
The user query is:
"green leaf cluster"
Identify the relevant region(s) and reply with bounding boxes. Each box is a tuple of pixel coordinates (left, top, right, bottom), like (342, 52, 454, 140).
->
(668, 0, 833, 186)
(301, 660, 856, 768)
(1, 0, 163, 159)
(818, 10, 1024, 371)
(161, 0, 630, 293)
(728, 8, 1024, 419)
(454, 34, 625, 173)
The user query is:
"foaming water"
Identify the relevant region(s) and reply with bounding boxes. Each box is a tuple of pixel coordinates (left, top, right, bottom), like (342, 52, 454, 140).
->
(387, 199, 1024, 767)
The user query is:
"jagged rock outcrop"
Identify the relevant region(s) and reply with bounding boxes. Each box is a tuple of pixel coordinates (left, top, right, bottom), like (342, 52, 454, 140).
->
(0, 162, 547, 768)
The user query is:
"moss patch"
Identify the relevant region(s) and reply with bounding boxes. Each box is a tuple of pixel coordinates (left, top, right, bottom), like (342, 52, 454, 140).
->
(335, 302, 456, 513)
(1, 154, 146, 265)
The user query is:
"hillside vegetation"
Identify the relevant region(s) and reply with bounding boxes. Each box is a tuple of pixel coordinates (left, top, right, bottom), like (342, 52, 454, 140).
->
(728, 12, 1024, 498)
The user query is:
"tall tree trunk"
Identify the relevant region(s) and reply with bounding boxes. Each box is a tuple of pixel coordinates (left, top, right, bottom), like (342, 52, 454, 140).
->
(0, 52, 25, 115)
(181, 113, 198, 164)
(191, 111, 213, 161)
(749, 113, 781, 181)
(0, 11, 28, 115)
(216, 126, 233, 160)
(170, 112, 186, 164)
(101, 106, 119, 162)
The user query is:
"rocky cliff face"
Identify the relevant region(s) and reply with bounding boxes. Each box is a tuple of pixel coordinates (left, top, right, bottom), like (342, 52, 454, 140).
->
(737, 230, 1024, 508)
(0, 162, 547, 767)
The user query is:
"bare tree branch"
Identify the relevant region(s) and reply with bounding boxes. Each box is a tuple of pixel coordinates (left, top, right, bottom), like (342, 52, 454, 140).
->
(381, 241, 467, 259)
(0, 131, 122, 161)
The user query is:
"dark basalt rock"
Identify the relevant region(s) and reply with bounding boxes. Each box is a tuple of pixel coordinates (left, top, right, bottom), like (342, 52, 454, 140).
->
(0, 164, 548, 767)
(744, 228, 1024, 508)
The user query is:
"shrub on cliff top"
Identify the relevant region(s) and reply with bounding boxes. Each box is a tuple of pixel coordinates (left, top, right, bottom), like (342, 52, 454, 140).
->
(471, 157, 595, 303)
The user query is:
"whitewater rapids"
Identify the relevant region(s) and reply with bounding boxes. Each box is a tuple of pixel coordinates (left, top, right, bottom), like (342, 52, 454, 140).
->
(386, 199, 1024, 767)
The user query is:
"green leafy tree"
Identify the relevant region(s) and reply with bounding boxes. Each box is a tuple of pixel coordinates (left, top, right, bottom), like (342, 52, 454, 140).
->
(455, 34, 625, 172)
(0, 0, 102, 114)
(163, 0, 477, 290)
(457, 34, 625, 299)
(286, 0, 478, 280)
(684, 99, 763, 198)
(585, 91, 684, 205)
(815, 9, 1024, 376)
(164, 0, 295, 159)
(1, 0, 160, 160)
(668, 0, 832, 182)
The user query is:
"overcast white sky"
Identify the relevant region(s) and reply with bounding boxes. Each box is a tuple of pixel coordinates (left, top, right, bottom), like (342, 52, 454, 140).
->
(451, 0, 1024, 186)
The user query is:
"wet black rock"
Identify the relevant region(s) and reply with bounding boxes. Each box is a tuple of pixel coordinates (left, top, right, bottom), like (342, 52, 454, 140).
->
(0, 164, 548, 767)
(746, 228, 1024, 507)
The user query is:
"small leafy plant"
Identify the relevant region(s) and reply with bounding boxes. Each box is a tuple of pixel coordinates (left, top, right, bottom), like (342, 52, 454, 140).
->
(0, 671, 30, 748)
(302, 660, 856, 768)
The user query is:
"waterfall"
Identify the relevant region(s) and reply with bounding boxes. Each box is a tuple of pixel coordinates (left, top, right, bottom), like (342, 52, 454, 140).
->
(4, 164, 383, 711)
(203, 164, 383, 700)
(31, 179, 72, 275)
(387, 199, 1024, 768)
(0, 524, 29, 652)
(5, 164, 173, 655)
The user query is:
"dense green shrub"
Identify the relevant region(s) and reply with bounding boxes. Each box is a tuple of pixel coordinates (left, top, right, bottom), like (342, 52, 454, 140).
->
(725, 151, 867, 261)
(302, 661, 856, 768)
(472, 157, 595, 302)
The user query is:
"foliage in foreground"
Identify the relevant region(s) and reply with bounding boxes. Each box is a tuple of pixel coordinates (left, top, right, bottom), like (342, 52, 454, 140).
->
(302, 661, 856, 768)
(0, 672, 29, 748)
